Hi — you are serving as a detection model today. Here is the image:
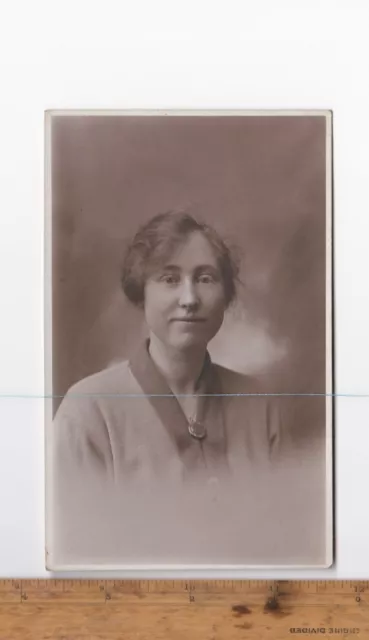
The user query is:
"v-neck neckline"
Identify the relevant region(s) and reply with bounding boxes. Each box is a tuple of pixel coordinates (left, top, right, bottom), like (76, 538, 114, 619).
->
(128, 340, 228, 463)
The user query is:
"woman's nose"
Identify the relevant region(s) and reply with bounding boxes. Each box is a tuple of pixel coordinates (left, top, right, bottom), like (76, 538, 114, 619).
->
(178, 280, 199, 308)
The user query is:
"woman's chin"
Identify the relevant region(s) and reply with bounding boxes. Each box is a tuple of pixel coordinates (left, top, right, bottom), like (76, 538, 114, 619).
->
(168, 335, 208, 351)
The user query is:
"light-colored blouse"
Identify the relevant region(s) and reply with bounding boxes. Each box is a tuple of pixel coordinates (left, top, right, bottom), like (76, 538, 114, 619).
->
(47, 341, 328, 569)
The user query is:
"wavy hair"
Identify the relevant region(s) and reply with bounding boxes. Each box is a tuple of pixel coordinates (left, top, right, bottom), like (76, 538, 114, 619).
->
(121, 210, 240, 308)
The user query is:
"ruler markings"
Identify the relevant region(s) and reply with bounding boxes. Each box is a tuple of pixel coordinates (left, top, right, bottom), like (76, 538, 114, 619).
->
(0, 581, 367, 599)
(0, 579, 368, 639)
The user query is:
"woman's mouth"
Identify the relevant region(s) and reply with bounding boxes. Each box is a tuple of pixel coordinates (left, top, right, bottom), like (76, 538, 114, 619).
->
(171, 318, 206, 323)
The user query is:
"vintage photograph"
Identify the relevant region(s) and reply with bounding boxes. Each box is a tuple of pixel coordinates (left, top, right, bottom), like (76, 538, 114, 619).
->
(45, 111, 333, 569)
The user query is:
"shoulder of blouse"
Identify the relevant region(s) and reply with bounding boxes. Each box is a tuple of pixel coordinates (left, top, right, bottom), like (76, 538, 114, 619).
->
(53, 359, 134, 424)
(60, 360, 134, 399)
(51, 361, 135, 479)
(211, 362, 261, 395)
(212, 363, 287, 459)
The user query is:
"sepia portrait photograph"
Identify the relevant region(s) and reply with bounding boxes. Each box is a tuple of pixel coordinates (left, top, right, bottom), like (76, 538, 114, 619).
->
(45, 110, 333, 570)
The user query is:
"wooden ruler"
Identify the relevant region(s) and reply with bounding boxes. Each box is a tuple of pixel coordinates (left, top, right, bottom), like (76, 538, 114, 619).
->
(0, 580, 368, 639)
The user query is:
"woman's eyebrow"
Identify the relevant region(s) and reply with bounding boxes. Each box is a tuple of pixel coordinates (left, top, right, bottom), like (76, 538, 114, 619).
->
(194, 264, 220, 273)
(159, 264, 220, 273)
(161, 264, 181, 271)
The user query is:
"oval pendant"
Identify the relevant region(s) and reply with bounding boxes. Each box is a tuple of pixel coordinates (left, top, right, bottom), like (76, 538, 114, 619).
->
(188, 418, 207, 440)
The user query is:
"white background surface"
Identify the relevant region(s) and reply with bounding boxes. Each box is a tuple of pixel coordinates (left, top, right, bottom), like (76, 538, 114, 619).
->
(0, 0, 368, 579)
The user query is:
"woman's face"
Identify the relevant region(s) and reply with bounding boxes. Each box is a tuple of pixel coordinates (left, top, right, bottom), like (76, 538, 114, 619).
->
(144, 231, 227, 351)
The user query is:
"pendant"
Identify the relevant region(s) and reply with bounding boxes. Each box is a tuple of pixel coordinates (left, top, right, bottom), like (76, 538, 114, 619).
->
(188, 418, 207, 440)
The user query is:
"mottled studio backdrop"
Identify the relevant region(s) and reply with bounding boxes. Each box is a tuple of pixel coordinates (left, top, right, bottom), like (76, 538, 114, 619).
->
(50, 115, 329, 440)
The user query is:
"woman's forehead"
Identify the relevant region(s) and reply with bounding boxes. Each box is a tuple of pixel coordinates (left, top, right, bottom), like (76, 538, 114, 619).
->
(161, 231, 219, 268)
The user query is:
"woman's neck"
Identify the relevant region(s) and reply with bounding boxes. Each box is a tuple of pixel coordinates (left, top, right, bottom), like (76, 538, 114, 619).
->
(148, 334, 207, 395)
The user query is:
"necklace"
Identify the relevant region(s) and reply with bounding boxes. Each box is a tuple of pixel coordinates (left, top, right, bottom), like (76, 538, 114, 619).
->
(187, 416, 207, 440)
(173, 364, 209, 441)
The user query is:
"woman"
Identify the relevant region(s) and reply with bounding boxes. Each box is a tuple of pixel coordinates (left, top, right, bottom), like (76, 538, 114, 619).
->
(48, 212, 325, 568)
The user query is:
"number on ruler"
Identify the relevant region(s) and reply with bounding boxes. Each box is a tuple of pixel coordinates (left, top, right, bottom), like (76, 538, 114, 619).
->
(354, 585, 365, 603)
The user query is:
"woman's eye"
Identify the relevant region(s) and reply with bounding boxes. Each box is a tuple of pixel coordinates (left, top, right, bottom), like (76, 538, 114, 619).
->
(198, 274, 214, 284)
(160, 274, 179, 285)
